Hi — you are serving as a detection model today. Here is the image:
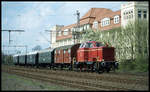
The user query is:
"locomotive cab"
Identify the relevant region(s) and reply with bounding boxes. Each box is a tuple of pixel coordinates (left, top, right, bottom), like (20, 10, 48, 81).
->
(77, 41, 118, 73)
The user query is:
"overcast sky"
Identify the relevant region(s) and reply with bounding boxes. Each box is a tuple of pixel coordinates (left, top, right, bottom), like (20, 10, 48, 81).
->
(2, 1, 126, 54)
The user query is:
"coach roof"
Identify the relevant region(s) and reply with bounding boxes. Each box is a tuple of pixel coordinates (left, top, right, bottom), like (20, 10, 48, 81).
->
(55, 45, 73, 50)
(27, 51, 38, 55)
(38, 49, 52, 53)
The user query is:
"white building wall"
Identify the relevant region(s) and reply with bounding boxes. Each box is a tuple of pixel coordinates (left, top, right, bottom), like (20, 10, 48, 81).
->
(51, 25, 64, 49)
(121, 1, 149, 28)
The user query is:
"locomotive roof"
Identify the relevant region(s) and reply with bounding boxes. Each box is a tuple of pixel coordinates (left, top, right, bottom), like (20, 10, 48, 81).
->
(13, 54, 19, 57)
(86, 41, 102, 43)
(18, 53, 26, 56)
(55, 43, 81, 50)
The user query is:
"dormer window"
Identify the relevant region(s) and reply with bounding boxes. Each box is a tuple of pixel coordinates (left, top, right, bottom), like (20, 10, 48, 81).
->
(114, 15, 119, 24)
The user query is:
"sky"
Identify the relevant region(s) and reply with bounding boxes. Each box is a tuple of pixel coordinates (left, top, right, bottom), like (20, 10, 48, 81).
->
(1, 1, 126, 55)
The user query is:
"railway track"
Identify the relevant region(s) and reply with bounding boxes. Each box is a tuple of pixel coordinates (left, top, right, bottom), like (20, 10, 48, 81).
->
(2, 65, 148, 91)
(5, 65, 148, 86)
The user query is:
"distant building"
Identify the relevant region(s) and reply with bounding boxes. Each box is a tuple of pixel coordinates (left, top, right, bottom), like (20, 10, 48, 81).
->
(121, 1, 149, 27)
(50, 1, 149, 48)
(51, 8, 121, 48)
(50, 25, 64, 48)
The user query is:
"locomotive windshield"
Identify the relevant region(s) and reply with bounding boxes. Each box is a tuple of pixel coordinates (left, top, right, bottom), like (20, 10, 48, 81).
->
(79, 42, 106, 48)
(96, 42, 105, 47)
(79, 43, 94, 48)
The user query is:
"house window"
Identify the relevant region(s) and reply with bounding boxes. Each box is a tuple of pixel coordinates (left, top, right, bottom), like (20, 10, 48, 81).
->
(143, 11, 147, 19)
(68, 49, 71, 53)
(84, 25, 87, 30)
(114, 15, 119, 24)
(71, 28, 74, 32)
(63, 29, 69, 35)
(58, 31, 61, 36)
(80, 27, 83, 31)
(138, 10, 142, 19)
(93, 21, 98, 29)
(124, 12, 126, 15)
(87, 24, 90, 29)
(101, 18, 110, 27)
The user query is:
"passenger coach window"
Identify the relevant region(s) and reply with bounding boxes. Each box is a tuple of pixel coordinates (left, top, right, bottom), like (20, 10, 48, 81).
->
(68, 49, 71, 53)
(64, 50, 66, 54)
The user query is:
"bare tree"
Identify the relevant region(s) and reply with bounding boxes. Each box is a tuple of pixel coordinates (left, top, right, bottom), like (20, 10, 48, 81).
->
(32, 45, 42, 51)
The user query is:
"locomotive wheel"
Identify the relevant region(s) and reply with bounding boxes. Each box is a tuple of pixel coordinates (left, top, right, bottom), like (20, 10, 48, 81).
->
(68, 66, 72, 70)
(94, 63, 105, 73)
(79, 65, 83, 72)
(91, 65, 94, 72)
(60, 64, 63, 70)
(94, 63, 99, 73)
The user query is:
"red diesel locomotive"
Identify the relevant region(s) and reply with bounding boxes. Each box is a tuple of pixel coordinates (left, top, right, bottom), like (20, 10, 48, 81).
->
(75, 41, 119, 73)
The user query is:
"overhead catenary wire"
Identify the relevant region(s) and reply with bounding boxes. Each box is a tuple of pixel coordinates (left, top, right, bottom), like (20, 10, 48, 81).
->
(39, 32, 51, 43)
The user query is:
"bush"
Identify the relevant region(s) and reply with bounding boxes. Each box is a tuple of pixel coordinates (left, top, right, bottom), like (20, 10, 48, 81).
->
(119, 54, 149, 73)
(2, 54, 13, 65)
(133, 54, 149, 72)
(119, 59, 136, 72)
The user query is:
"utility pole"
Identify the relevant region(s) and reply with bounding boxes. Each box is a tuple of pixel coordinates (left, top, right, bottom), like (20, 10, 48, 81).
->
(77, 10, 80, 32)
(76, 10, 80, 43)
(2, 30, 25, 44)
(73, 10, 80, 44)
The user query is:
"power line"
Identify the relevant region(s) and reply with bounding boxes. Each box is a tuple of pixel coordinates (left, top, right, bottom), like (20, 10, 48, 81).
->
(2, 30, 25, 44)
(39, 32, 51, 43)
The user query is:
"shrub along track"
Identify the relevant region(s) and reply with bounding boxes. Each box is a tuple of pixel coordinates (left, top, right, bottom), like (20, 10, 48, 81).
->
(2, 65, 148, 91)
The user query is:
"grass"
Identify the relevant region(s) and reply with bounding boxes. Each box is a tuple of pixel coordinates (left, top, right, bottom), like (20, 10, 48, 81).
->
(1, 72, 79, 91)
